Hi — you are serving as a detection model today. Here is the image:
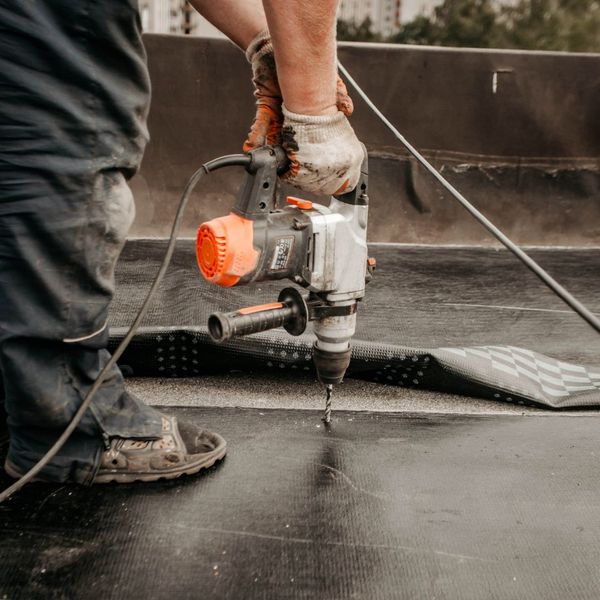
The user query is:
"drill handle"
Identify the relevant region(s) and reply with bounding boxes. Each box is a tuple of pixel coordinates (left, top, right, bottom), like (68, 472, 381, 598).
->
(208, 288, 308, 343)
(234, 146, 288, 220)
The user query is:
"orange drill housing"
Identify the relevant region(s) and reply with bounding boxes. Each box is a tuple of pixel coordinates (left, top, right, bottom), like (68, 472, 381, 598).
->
(196, 213, 259, 287)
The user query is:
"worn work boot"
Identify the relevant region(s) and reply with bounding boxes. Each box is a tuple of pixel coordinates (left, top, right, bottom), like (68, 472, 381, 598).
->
(4, 416, 226, 484)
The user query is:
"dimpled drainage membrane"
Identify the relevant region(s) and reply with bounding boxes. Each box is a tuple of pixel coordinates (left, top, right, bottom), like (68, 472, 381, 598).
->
(109, 241, 600, 409)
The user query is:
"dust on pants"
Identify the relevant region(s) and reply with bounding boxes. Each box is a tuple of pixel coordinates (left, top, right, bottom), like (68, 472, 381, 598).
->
(0, 171, 162, 483)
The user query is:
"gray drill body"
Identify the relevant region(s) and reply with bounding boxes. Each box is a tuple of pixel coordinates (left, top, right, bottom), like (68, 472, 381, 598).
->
(300, 195, 368, 355)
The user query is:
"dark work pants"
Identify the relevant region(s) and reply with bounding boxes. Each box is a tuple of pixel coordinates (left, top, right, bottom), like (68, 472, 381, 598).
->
(0, 170, 163, 483)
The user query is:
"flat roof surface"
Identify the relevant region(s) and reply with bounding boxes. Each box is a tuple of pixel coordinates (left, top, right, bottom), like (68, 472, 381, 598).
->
(3, 407, 600, 599)
(3, 245, 600, 598)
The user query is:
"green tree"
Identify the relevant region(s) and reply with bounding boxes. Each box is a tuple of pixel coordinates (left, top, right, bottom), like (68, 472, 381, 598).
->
(433, 0, 498, 47)
(389, 0, 499, 47)
(391, 14, 439, 45)
(337, 17, 383, 42)
(496, 0, 600, 52)
(387, 0, 600, 52)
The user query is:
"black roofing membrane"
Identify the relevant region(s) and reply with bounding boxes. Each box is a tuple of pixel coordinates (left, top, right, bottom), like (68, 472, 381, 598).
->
(2, 407, 600, 600)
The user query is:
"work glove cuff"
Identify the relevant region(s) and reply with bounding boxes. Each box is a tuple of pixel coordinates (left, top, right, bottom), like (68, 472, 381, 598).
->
(281, 105, 364, 196)
(245, 29, 272, 63)
(282, 106, 350, 145)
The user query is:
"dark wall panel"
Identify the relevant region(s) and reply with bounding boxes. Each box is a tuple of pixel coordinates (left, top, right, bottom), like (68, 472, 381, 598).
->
(130, 35, 600, 245)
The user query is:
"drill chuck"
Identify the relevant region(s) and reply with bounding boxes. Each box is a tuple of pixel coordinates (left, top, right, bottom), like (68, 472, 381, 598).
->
(312, 345, 352, 386)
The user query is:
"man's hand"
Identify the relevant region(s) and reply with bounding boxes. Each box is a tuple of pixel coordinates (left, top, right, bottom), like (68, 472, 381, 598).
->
(260, 0, 364, 196)
(242, 31, 283, 153)
(281, 107, 364, 196)
(243, 30, 354, 153)
(188, 0, 365, 196)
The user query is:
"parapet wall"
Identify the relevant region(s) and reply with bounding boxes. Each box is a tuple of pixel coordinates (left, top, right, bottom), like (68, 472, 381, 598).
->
(130, 35, 600, 245)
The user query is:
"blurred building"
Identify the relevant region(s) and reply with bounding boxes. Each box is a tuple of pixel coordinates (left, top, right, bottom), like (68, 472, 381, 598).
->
(338, 0, 403, 37)
(138, 0, 482, 39)
(339, 0, 515, 31)
(138, 0, 224, 37)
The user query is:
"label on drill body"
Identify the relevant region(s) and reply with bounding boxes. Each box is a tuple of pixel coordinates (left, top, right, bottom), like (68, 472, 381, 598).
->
(270, 237, 294, 271)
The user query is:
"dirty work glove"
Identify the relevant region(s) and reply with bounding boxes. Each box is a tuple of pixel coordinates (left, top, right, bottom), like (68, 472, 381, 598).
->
(281, 106, 364, 196)
(243, 30, 354, 152)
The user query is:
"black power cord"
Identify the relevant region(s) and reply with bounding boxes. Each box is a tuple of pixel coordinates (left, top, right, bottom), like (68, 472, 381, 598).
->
(338, 61, 600, 335)
(0, 153, 250, 504)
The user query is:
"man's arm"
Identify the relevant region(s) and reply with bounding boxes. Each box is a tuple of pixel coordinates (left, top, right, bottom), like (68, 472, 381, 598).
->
(261, 1, 362, 196)
(188, 0, 363, 196)
(187, 0, 266, 50)
(262, 0, 338, 116)
(188, 0, 342, 119)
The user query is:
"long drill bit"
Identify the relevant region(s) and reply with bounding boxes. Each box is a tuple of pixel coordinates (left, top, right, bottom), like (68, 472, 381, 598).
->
(323, 384, 333, 424)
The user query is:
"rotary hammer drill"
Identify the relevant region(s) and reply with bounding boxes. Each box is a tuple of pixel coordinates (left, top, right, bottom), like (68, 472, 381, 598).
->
(196, 145, 373, 421)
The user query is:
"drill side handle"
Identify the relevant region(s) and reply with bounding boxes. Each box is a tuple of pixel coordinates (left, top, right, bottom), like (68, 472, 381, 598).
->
(208, 288, 308, 343)
(208, 304, 293, 343)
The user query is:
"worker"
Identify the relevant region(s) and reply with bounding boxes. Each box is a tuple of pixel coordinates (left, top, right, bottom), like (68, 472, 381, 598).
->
(0, 1, 363, 483)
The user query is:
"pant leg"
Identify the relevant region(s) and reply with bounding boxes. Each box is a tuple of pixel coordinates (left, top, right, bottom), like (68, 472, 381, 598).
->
(0, 169, 163, 483)
(0, 369, 7, 447)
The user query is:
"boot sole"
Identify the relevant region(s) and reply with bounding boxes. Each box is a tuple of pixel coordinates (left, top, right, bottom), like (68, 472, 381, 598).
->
(94, 435, 227, 484)
(4, 434, 227, 484)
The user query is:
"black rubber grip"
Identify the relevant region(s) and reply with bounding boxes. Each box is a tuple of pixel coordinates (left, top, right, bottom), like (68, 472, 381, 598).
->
(208, 304, 295, 343)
